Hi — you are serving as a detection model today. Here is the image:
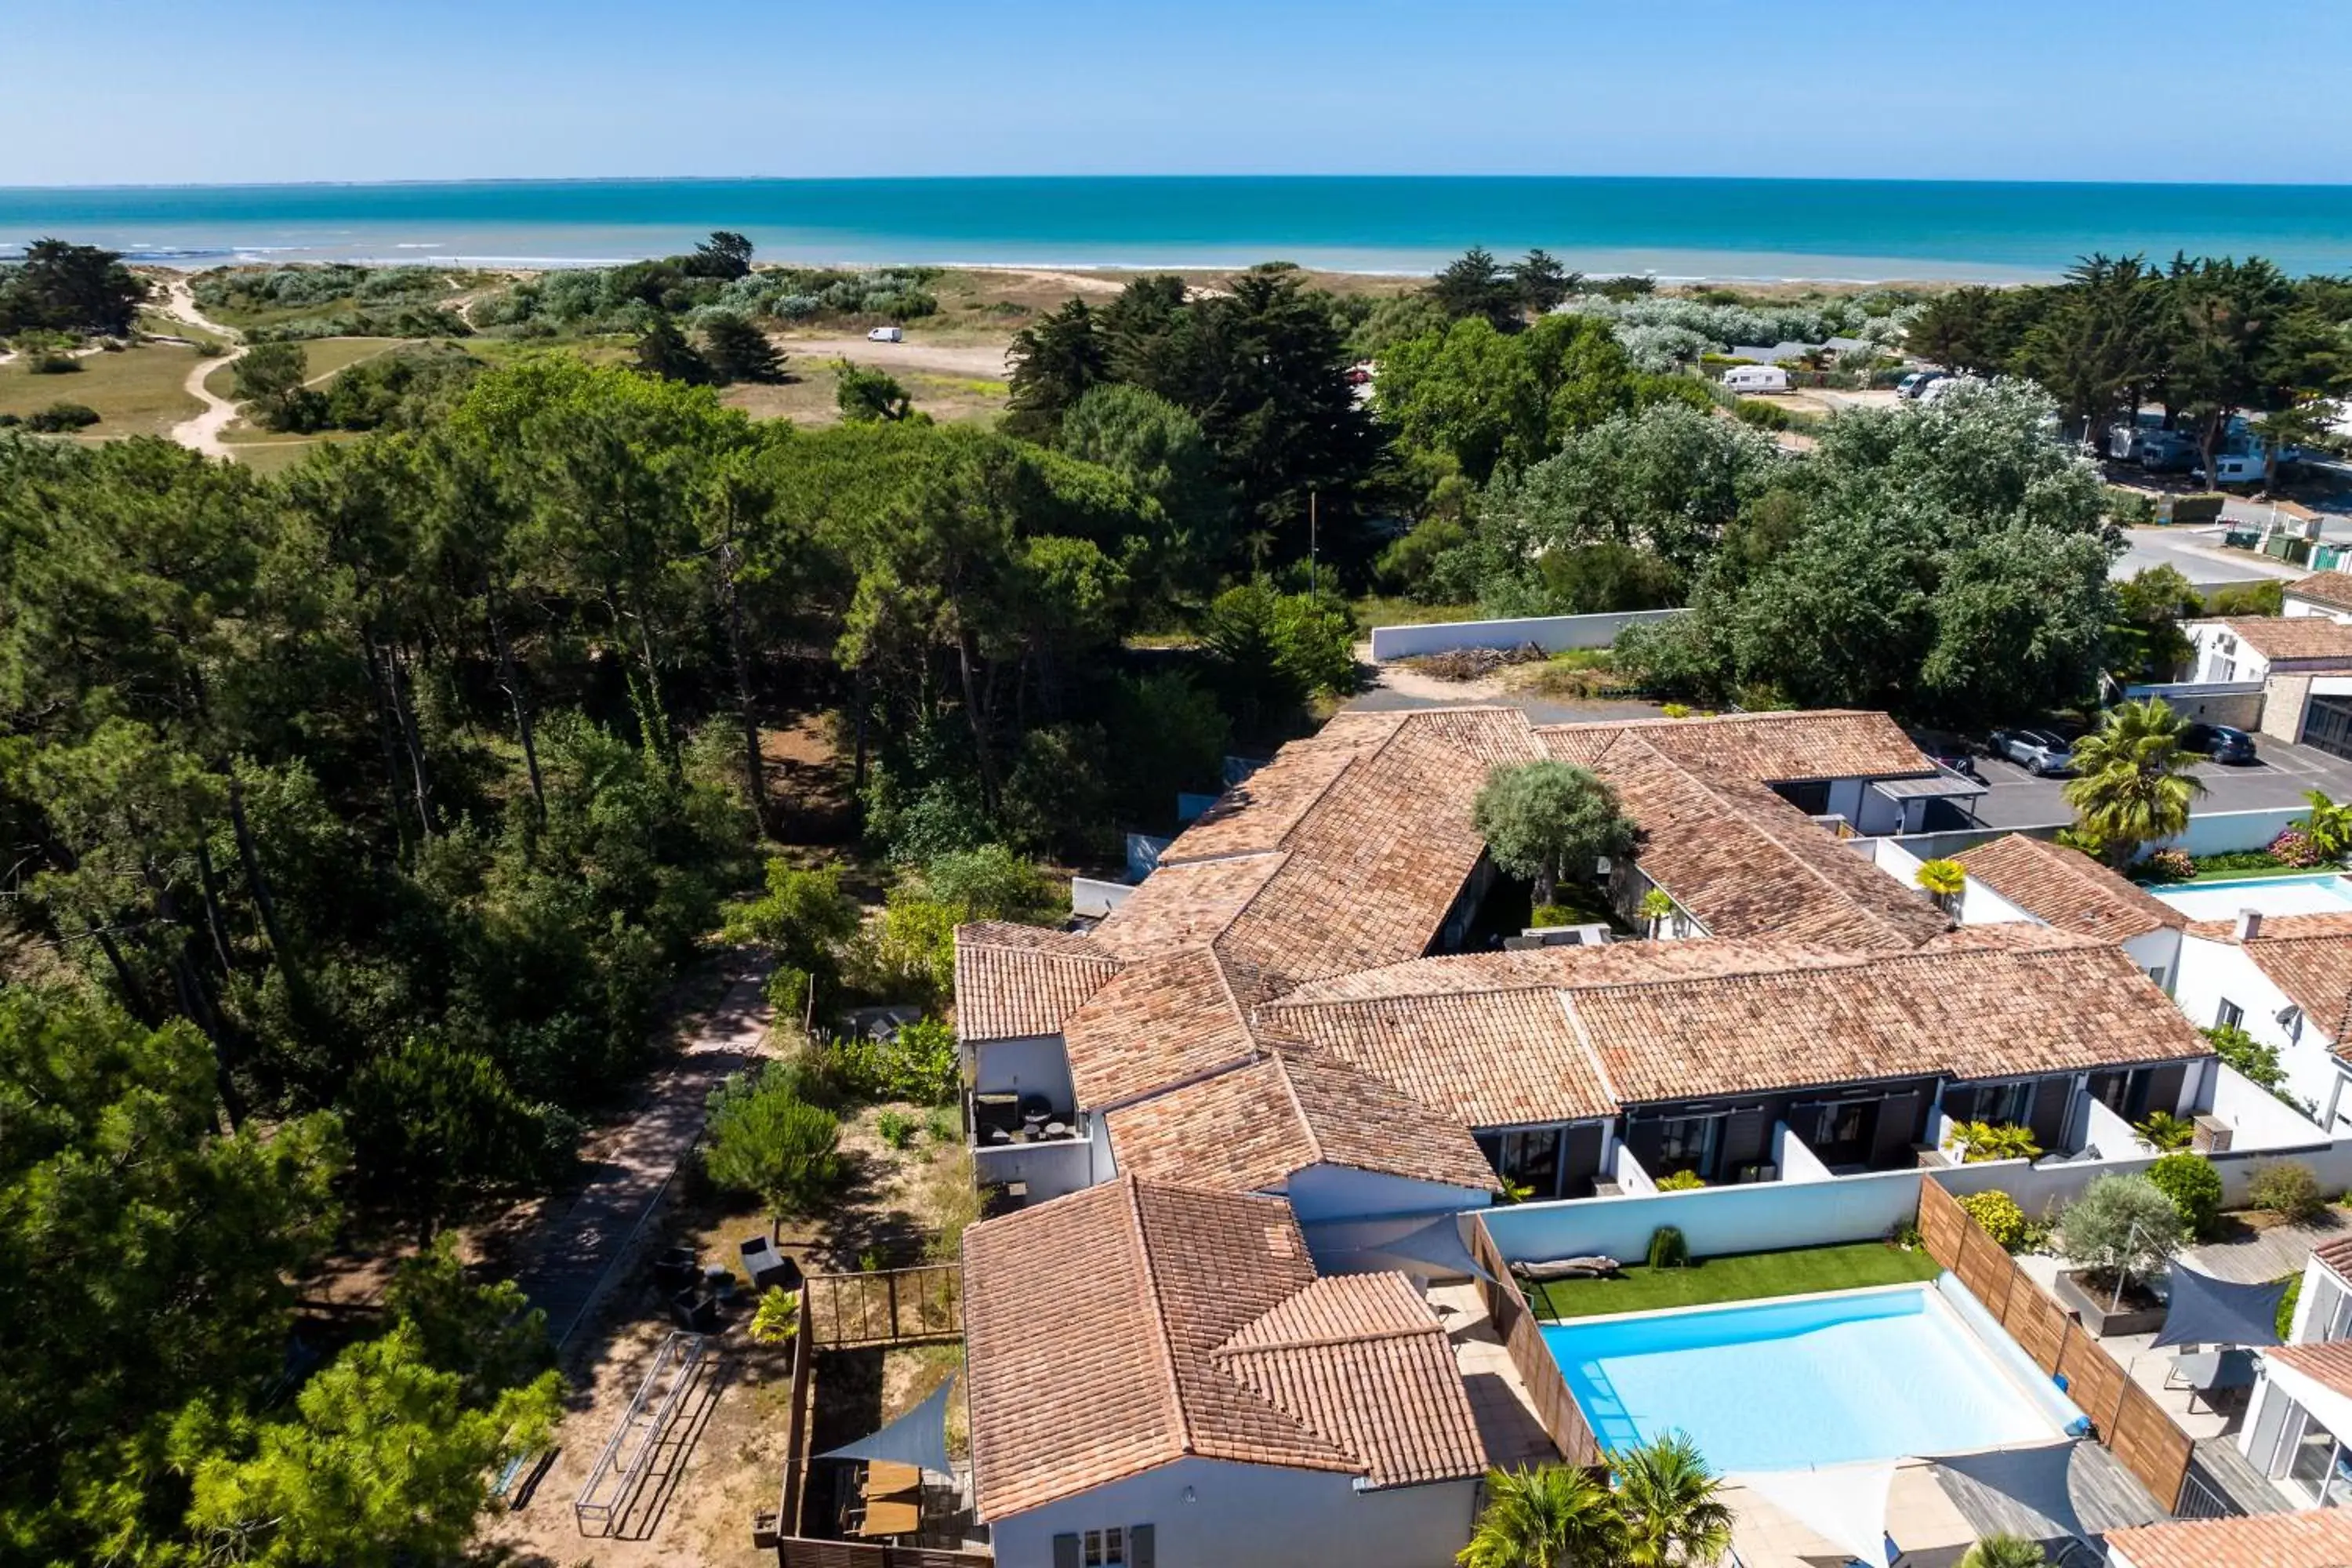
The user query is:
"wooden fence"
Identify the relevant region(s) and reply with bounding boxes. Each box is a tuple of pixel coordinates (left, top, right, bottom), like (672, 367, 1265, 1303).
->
(806, 1265, 963, 1348)
(772, 1281, 817, 1544)
(1917, 1181, 2194, 1512)
(1465, 1213, 1603, 1468)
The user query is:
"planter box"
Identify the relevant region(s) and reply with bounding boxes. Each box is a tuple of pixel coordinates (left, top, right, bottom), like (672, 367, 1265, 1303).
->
(2056, 1268, 2166, 1338)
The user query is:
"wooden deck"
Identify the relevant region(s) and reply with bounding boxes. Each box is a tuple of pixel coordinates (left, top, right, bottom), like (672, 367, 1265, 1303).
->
(2187, 1433, 2295, 1515)
(2180, 1210, 2349, 1286)
(1931, 1442, 2165, 1551)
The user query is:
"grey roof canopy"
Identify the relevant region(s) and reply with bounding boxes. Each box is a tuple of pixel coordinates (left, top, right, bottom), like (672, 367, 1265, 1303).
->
(1301, 1212, 1495, 1283)
(2153, 1266, 2288, 1350)
(817, 1375, 956, 1477)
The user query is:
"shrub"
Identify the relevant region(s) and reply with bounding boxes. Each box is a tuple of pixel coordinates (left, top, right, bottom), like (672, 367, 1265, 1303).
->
(2140, 848, 2194, 884)
(2280, 1273, 2306, 1341)
(702, 1062, 844, 1231)
(1655, 1170, 1706, 1191)
(1646, 1225, 1690, 1269)
(2055, 1174, 2187, 1289)
(2270, 826, 2325, 868)
(2205, 1022, 2290, 1092)
(877, 1109, 916, 1149)
(2249, 1160, 2327, 1224)
(829, 1017, 960, 1105)
(2136, 1111, 2194, 1152)
(1529, 904, 1573, 928)
(1948, 1120, 2042, 1163)
(1960, 1535, 2049, 1568)
(1959, 1190, 2029, 1250)
(1732, 397, 1791, 430)
(24, 400, 100, 432)
(748, 1287, 800, 1345)
(925, 1105, 960, 1145)
(1660, 702, 1693, 719)
(2148, 1152, 2224, 1238)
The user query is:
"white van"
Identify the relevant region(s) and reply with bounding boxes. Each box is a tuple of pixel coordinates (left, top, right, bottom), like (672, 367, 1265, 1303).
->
(1720, 365, 1790, 394)
(866, 325, 903, 343)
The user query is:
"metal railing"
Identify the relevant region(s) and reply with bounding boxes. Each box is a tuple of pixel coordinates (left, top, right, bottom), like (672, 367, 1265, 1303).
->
(2173, 1468, 2241, 1521)
(575, 1329, 710, 1536)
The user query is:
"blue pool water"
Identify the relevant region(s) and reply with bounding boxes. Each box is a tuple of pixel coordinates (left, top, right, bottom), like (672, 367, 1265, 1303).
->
(1542, 1286, 2060, 1472)
(2151, 873, 2352, 921)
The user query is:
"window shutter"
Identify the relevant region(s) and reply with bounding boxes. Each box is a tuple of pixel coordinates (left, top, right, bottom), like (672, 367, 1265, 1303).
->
(1054, 1534, 1081, 1568)
(1130, 1523, 1156, 1568)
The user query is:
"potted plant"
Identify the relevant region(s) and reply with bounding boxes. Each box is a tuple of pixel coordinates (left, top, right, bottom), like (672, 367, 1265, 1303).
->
(2052, 1173, 2187, 1336)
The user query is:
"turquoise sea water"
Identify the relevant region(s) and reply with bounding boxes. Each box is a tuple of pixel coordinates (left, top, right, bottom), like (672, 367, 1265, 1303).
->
(4, 176, 2351, 278)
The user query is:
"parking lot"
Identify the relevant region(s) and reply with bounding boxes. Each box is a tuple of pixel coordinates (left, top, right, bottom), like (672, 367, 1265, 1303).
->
(1964, 735, 2352, 829)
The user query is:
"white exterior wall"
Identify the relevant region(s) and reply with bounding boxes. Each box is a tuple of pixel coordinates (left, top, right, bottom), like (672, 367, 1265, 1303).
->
(2173, 935, 2350, 1124)
(975, 1135, 1101, 1205)
(1283, 1164, 1493, 1224)
(975, 1035, 1076, 1106)
(989, 1458, 1482, 1568)
(2284, 592, 2352, 624)
(2123, 927, 2183, 992)
(2187, 622, 2273, 684)
(1826, 778, 1867, 829)
(1367, 608, 1686, 661)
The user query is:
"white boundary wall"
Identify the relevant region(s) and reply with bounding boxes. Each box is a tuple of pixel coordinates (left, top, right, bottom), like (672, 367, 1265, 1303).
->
(1369, 608, 1687, 662)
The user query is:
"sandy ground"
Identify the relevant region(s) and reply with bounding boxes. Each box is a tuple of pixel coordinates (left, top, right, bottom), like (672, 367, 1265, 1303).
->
(773, 334, 1011, 379)
(153, 278, 246, 457)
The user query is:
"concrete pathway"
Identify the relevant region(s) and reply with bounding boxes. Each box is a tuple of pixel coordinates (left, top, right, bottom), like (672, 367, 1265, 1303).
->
(501, 953, 775, 1349)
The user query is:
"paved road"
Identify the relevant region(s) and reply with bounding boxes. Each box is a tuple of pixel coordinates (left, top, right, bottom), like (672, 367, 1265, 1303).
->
(501, 952, 774, 1349)
(1966, 736, 2352, 830)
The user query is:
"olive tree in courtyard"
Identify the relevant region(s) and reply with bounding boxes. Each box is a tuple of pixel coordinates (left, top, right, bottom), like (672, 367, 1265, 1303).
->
(1472, 760, 1637, 907)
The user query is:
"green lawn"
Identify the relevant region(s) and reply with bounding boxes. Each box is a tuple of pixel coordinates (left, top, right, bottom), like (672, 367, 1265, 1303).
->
(2169, 863, 2322, 887)
(1526, 1241, 1944, 1321)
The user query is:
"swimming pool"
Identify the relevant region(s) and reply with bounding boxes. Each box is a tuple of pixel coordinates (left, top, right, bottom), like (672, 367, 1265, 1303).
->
(1541, 1285, 2071, 1472)
(2151, 873, 2352, 920)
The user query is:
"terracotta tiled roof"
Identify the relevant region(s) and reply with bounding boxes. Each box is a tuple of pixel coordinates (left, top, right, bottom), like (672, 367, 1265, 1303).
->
(1210, 1273, 1487, 1490)
(2288, 574, 2352, 614)
(952, 923, 1123, 1043)
(2314, 1235, 2352, 1285)
(1090, 851, 1286, 957)
(1259, 986, 1619, 1128)
(2183, 911, 2352, 1048)
(1105, 1052, 1502, 1196)
(1595, 737, 1951, 951)
(2272, 1339, 2352, 1400)
(1537, 709, 1933, 782)
(1062, 949, 1258, 1110)
(2105, 1509, 2352, 1568)
(2207, 615, 2352, 664)
(963, 1179, 1483, 1519)
(1952, 833, 2187, 943)
(1576, 942, 2211, 1104)
(1274, 938, 1861, 1004)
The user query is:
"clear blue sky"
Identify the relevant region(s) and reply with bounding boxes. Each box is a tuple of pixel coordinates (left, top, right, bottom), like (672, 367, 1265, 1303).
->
(9, 0, 2352, 187)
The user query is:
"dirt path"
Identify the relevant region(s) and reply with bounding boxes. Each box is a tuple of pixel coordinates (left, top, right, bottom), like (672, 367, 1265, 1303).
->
(775, 335, 1011, 379)
(156, 278, 248, 458)
(490, 952, 776, 1349)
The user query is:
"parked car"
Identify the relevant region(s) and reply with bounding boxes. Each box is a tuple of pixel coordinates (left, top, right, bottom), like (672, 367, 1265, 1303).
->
(1897, 372, 1943, 400)
(867, 325, 904, 343)
(1987, 727, 2074, 775)
(1904, 728, 1981, 779)
(2181, 722, 2259, 764)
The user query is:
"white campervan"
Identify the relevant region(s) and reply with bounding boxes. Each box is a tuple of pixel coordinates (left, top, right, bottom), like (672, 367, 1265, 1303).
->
(1720, 365, 1790, 394)
(866, 325, 904, 343)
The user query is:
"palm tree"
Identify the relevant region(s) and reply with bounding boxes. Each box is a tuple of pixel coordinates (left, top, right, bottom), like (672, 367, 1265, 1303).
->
(1457, 1464, 1621, 1568)
(1959, 1535, 2049, 1568)
(1610, 1433, 1734, 1568)
(2061, 699, 2206, 866)
(1639, 887, 1676, 938)
(1915, 857, 1966, 915)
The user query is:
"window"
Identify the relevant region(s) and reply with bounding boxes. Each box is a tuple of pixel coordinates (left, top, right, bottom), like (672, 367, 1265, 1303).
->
(2217, 1000, 2245, 1031)
(1976, 1079, 2036, 1128)
(1085, 1527, 1125, 1567)
(1654, 1115, 1723, 1181)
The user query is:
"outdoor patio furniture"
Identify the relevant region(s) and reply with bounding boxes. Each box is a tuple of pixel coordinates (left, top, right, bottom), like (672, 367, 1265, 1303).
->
(1044, 1120, 1069, 1139)
(866, 1461, 921, 1499)
(2166, 1347, 2257, 1412)
(740, 1238, 800, 1294)
(670, 1289, 720, 1334)
(653, 1246, 699, 1294)
(1513, 1254, 1622, 1283)
(852, 1498, 920, 1538)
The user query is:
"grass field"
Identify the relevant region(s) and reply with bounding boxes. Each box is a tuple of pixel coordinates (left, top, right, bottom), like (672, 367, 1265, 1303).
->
(0, 343, 205, 437)
(1526, 1241, 1944, 1321)
(720, 362, 1005, 429)
(202, 336, 407, 404)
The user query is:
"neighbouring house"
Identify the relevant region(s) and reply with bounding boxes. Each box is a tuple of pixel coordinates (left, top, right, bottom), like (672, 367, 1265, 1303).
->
(2173, 909, 2352, 1131)
(2282, 571, 2352, 622)
(2234, 1238, 2352, 1512)
(961, 1177, 1494, 1568)
(2183, 616, 2352, 755)
(1947, 833, 2189, 989)
(2104, 1508, 2352, 1567)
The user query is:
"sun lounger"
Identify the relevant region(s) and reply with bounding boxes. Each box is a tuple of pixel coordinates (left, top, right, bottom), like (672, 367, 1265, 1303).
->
(1512, 1255, 1622, 1283)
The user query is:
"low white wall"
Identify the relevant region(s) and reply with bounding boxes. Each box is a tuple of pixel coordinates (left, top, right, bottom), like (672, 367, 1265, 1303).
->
(1611, 1141, 1657, 1196)
(1775, 1121, 1835, 1183)
(975, 1136, 1098, 1205)
(1369, 608, 1687, 661)
(2083, 1095, 2143, 1158)
(2146, 807, 2307, 859)
(2213, 1061, 2336, 1151)
(1936, 1135, 2352, 1214)
(1483, 1167, 1927, 1263)
(1071, 877, 1134, 918)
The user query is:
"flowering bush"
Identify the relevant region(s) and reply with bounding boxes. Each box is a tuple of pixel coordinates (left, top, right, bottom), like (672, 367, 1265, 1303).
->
(2140, 848, 2194, 884)
(2271, 827, 2325, 868)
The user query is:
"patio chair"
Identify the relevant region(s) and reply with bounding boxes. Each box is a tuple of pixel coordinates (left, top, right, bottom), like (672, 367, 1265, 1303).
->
(2166, 1347, 2256, 1413)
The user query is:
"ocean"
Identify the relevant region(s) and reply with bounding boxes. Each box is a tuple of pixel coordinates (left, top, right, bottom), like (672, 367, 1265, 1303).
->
(4, 176, 2350, 280)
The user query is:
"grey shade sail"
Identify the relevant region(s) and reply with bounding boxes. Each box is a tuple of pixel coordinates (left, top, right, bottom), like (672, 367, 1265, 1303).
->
(2153, 1266, 2288, 1349)
(1300, 1212, 1494, 1283)
(817, 1375, 956, 1478)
